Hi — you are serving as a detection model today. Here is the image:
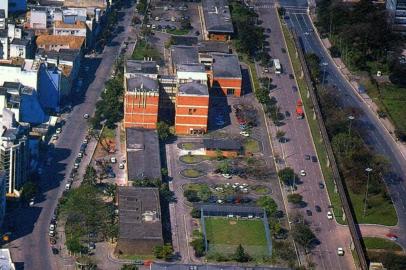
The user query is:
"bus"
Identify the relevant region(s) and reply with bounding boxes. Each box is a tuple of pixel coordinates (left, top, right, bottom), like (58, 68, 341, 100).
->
(274, 59, 282, 74)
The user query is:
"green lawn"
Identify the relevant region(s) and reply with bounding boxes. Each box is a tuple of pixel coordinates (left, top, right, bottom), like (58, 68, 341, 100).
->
(364, 237, 402, 251)
(252, 185, 270, 195)
(101, 127, 116, 140)
(181, 142, 196, 150)
(132, 39, 161, 61)
(243, 138, 260, 153)
(180, 168, 205, 178)
(167, 29, 190, 35)
(179, 155, 208, 164)
(349, 192, 397, 225)
(280, 22, 345, 223)
(205, 217, 267, 247)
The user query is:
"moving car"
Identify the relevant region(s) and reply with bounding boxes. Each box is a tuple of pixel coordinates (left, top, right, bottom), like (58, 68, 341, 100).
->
(319, 182, 325, 189)
(327, 211, 333, 220)
(300, 170, 306, 176)
(240, 131, 250, 137)
(221, 174, 232, 179)
(83, 114, 89, 119)
(337, 247, 344, 256)
(315, 205, 322, 212)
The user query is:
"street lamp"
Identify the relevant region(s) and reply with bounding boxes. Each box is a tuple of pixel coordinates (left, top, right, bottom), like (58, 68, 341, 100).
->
(346, 115, 355, 153)
(363, 168, 373, 217)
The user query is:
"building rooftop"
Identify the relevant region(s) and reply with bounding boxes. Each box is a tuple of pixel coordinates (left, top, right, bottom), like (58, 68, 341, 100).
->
(54, 20, 87, 29)
(170, 45, 199, 67)
(126, 76, 159, 93)
(118, 186, 163, 241)
(36, 35, 85, 50)
(203, 138, 242, 150)
(126, 128, 162, 181)
(212, 53, 242, 78)
(202, 0, 234, 34)
(36, 48, 80, 63)
(198, 41, 230, 54)
(170, 35, 198, 46)
(176, 63, 206, 73)
(125, 60, 158, 76)
(178, 81, 209, 96)
(11, 38, 30, 46)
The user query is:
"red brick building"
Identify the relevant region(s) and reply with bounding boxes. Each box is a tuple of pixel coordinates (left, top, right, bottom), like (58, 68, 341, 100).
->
(175, 82, 209, 134)
(124, 75, 159, 129)
(202, 0, 234, 41)
(210, 53, 242, 97)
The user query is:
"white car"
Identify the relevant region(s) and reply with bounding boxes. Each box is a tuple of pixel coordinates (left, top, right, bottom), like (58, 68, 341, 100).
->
(78, 152, 83, 158)
(337, 247, 344, 256)
(327, 211, 333, 220)
(240, 131, 250, 137)
(29, 198, 35, 207)
(110, 157, 117, 163)
(49, 224, 55, 231)
(74, 163, 79, 169)
(119, 163, 125, 169)
(56, 128, 62, 134)
(83, 138, 89, 144)
(300, 170, 306, 176)
(221, 173, 232, 179)
(83, 114, 89, 119)
(52, 134, 58, 141)
(49, 230, 55, 237)
(65, 183, 71, 190)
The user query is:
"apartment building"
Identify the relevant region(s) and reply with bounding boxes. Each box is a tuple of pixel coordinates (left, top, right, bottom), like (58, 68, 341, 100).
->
(36, 35, 85, 52)
(124, 75, 159, 129)
(175, 81, 209, 134)
(210, 53, 242, 97)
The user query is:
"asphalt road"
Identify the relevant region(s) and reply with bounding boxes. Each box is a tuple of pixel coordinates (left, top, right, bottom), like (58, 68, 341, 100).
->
(283, 1, 406, 248)
(254, 2, 355, 269)
(6, 2, 135, 269)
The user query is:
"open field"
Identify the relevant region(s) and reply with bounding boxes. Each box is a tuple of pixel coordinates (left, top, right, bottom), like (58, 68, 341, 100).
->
(364, 237, 402, 251)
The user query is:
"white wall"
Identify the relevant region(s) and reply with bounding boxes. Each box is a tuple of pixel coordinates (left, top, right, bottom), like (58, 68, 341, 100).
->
(0, 64, 38, 89)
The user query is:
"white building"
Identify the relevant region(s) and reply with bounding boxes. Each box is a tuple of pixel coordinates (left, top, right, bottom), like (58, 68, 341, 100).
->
(0, 30, 7, 60)
(29, 9, 47, 29)
(0, 59, 39, 89)
(0, 249, 15, 269)
(176, 63, 208, 85)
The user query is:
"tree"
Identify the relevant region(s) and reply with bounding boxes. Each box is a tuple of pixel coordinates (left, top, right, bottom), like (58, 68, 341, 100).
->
(278, 167, 295, 186)
(217, 160, 231, 174)
(66, 237, 84, 254)
(121, 265, 138, 270)
(197, 185, 212, 202)
(256, 196, 277, 216)
(190, 232, 205, 257)
(291, 223, 317, 251)
(287, 193, 303, 205)
(191, 208, 200, 218)
(156, 121, 171, 141)
(153, 244, 173, 260)
(83, 166, 97, 185)
(233, 244, 251, 262)
(20, 181, 38, 202)
(184, 189, 199, 202)
(276, 130, 286, 139)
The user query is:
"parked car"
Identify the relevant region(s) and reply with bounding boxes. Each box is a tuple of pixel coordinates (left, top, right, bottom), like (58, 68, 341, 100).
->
(337, 247, 344, 256)
(83, 114, 89, 119)
(56, 128, 62, 134)
(300, 170, 306, 176)
(319, 182, 325, 189)
(305, 155, 310, 160)
(65, 183, 71, 190)
(49, 230, 55, 237)
(119, 163, 125, 169)
(311, 156, 318, 162)
(240, 131, 250, 137)
(306, 210, 312, 216)
(29, 198, 35, 207)
(315, 205, 322, 212)
(110, 157, 117, 163)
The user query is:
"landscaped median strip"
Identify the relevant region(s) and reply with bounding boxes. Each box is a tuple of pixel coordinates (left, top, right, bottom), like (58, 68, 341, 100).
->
(279, 21, 345, 224)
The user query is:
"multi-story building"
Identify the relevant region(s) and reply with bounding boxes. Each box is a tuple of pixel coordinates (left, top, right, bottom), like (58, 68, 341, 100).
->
(53, 20, 88, 45)
(175, 81, 209, 134)
(0, 109, 29, 196)
(0, 0, 27, 18)
(210, 53, 242, 97)
(0, 59, 39, 89)
(36, 35, 85, 52)
(124, 60, 158, 80)
(0, 171, 5, 227)
(124, 75, 159, 129)
(387, 0, 406, 34)
(201, 0, 234, 41)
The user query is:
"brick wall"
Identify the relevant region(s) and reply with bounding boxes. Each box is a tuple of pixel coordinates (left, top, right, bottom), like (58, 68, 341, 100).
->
(211, 77, 242, 97)
(175, 95, 209, 134)
(124, 92, 159, 129)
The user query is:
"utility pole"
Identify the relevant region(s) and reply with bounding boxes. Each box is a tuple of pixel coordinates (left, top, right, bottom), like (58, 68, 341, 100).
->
(363, 168, 373, 217)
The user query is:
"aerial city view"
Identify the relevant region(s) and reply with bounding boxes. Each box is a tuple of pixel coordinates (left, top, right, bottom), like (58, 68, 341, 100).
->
(0, 0, 405, 269)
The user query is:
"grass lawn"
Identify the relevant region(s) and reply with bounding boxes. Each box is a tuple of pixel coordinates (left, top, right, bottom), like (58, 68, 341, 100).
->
(205, 218, 267, 246)
(180, 168, 205, 178)
(167, 28, 190, 35)
(181, 142, 195, 150)
(349, 191, 397, 225)
(132, 39, 161, 61)
(251, 185, 270, 195)
(363, 237, 402, 251)
(243, 138, 260, 153)
(179, 155, 208, 164)
(280, 22, 345, 223)
(101, 127, 115, 140)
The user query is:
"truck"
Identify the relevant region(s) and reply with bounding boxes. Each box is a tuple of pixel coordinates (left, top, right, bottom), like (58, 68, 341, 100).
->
(274, 59, 282, 74)
(296, 99, 304, 119)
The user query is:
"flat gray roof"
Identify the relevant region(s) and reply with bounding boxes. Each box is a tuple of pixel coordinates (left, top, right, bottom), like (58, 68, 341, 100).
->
(126, 128, 161, 181)
(203, 138, 241, 150)
(170, 45, 199, 67)
(179, 82, 209, 96)
(125, 60, 158, 76)
(176, 63, 205, 73)
(126, 75, 159, 93)
(171, 35, 198, 46)
(212, 53, 242, 79)
(202, 0, 234, 34)
(198, 41, 230, 54)
(118, 186, 163, 241)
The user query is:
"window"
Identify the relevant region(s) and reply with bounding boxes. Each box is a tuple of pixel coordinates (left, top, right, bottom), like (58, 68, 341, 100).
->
(188, 108, 193, 115)
(227, 88, 235, 95)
